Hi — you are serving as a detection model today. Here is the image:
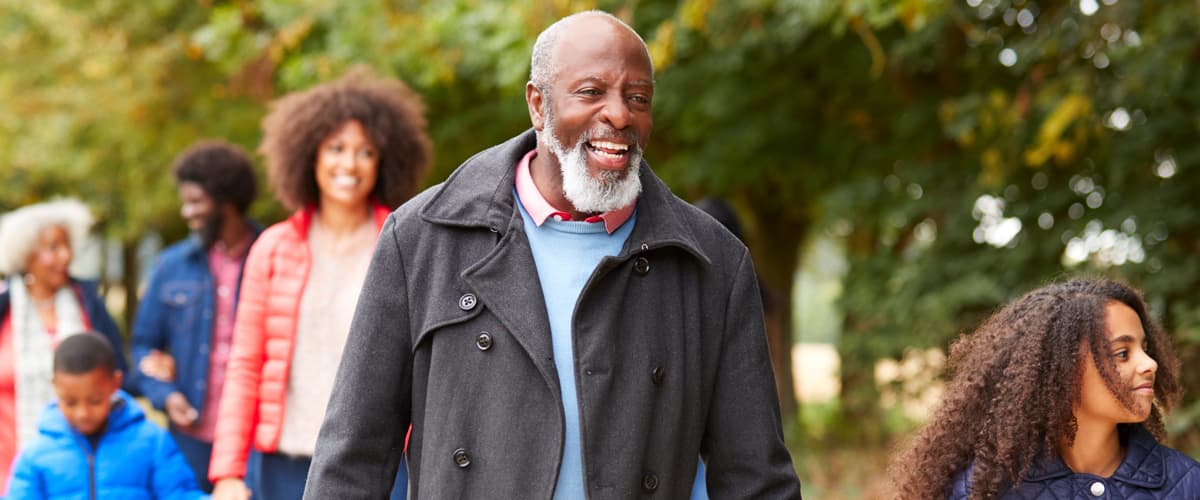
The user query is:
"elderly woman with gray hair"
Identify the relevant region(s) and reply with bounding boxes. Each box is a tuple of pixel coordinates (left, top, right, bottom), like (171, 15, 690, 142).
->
(0, 198, 129, 494)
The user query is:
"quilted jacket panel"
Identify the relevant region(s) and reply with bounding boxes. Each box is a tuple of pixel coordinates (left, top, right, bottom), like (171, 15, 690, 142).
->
(949, 427, 1200, 499)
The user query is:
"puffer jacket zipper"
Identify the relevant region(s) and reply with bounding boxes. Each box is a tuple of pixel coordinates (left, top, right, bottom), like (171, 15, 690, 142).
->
(73, 430, 100, 500)
(87, 450, 95, 500)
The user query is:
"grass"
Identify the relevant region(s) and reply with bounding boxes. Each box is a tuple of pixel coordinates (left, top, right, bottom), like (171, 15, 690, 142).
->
(788, 399, 919, 500)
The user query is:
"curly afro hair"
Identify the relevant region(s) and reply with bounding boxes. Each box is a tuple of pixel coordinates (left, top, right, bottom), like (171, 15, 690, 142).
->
(888, 278, 1182, 500)
(172, 139, 258, 214)
(258, 67, 432, 211)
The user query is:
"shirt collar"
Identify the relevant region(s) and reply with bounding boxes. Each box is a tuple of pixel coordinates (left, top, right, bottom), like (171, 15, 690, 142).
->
(514, 149, 636, 234)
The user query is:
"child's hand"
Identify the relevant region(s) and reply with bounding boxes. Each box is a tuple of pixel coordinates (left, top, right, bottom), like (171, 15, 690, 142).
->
(212, 478, 252, 500)
(165, 392, 199, 427)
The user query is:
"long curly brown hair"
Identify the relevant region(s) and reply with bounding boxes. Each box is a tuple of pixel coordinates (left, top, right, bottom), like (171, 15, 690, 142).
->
(258, 67, 432, 210)
(888, 278, 1182, 499)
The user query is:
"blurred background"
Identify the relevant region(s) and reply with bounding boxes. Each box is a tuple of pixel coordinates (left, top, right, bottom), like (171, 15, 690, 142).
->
(2, 0, 1199, 497)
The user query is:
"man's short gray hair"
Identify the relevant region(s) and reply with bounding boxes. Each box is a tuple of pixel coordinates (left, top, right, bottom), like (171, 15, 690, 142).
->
(0, 198, 94, 276)
(529, 10, 653, 93)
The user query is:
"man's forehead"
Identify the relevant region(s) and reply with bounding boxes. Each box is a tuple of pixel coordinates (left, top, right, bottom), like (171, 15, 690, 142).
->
(551, 19, 652, 77)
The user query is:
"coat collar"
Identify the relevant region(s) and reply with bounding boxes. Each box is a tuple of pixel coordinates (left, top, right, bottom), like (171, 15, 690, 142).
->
(287, 202, 392, 236)
(183, 218, 264, 259)
(1024, 426, 1166, 488)
(419, 129, 711, 265)
(39, 390, 142, 437)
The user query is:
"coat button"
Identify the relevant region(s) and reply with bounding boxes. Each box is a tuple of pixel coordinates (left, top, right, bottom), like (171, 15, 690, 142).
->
(452, 448, 471, 468)
(458, 293, 477, 311)
(1089, 481, 1105, 496)
(633, 257, 650, 275)
(476, 332, 493, 351)
(651, 366, 665, 385)
(641, 473, 659, 492)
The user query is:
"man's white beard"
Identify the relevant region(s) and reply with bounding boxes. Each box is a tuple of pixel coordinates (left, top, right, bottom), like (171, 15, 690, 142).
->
(543, 117, 642, 214)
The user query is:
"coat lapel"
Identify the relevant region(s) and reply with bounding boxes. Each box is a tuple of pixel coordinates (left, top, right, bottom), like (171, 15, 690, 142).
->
(461, 206, 560, 395)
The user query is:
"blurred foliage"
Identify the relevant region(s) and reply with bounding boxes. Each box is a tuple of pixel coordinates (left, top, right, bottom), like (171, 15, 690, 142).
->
(3, 0, 1200, 451)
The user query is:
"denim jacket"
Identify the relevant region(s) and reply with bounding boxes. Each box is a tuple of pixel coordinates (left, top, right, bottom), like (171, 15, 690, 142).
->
(950, 427, 1200, 499)
(130, 227, 258, 415)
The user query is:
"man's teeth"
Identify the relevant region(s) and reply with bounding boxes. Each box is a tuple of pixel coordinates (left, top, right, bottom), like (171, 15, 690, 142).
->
(589, 141, 629, 153)
(593, 149, 624, 160)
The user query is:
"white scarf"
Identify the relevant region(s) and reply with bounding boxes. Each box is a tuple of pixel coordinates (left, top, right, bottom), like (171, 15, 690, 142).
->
(9, 277, 85, 447)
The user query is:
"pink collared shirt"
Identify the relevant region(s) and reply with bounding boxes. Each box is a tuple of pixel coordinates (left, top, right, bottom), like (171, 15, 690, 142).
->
(515, 149, 635, 234)
(184, 241, 247, 442)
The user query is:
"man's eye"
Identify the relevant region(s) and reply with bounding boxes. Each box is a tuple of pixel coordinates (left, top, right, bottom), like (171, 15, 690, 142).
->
(1115, 349, 1129, 359)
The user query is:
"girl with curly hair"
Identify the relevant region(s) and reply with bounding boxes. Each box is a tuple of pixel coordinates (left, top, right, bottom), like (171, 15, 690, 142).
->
(890, 278, 1200, 499)
(204, 69, 431, 500)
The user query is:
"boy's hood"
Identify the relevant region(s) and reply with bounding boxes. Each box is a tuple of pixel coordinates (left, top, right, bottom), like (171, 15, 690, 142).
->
(37, 389, 145, 437)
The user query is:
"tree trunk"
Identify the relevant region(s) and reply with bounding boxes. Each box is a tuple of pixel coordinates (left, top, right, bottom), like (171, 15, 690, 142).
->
(834, 225, 885, 445)
(122, 239, 139, 339)
(743, 197, 803, 423)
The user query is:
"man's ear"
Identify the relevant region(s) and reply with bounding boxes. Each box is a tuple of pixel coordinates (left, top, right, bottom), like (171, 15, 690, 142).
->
(526, 82, 546, 132)
(112, 370, 123, 393)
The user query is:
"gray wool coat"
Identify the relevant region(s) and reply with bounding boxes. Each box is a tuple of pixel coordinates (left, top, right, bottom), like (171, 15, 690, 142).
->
(304, 130, 802, 500)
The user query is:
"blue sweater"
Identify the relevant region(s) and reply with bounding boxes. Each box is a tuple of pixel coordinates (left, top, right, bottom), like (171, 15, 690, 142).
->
(518, 201, 634, 499)
(5, 391, 207, 500)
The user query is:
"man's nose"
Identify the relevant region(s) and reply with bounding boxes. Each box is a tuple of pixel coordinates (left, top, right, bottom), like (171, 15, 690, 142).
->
(600, 93, 632, 130)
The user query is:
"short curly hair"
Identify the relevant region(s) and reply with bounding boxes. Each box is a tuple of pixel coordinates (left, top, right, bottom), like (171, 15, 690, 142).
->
(258, 68, 432, 210)
(889, 278, 1182, 499)
(172, 139, 258, 214)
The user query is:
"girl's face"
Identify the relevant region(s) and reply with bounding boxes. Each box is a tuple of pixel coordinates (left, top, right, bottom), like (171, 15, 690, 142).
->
(315, 119, 379, 211)
(1076, 301, 1158, 424)
(25, 225, 73, 291)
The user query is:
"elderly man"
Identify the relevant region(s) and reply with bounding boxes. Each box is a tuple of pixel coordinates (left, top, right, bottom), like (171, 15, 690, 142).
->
(305, 10, 801, 499)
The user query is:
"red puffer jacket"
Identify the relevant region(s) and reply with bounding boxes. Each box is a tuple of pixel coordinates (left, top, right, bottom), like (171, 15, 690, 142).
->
(208, 204, 389, 482)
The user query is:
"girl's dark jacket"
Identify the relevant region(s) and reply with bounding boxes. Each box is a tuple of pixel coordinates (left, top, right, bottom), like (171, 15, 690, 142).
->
(949, 426, 1200, 499)
(304, 130, 802, 499)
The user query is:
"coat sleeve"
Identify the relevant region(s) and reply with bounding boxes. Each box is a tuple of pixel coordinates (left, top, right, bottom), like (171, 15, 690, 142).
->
(5, 449, 46, 500)
(151, 427, 209, 500)
(208, 235, 274, 482)
(130, 258, 182, 410)
(304, 214, 411, 499)
(701, 249, 802, 499)
(77, 281, 134, 395)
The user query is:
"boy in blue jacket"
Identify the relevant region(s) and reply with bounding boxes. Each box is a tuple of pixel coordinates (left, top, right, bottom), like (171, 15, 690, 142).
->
(5, 333, 207, 499)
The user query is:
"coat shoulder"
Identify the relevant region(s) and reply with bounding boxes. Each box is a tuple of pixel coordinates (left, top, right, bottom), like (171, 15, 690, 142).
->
(1160, 445, 1200, 496)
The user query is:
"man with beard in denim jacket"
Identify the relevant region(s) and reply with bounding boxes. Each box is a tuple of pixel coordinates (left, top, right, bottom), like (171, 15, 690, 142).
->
(130, 140, 260, 493)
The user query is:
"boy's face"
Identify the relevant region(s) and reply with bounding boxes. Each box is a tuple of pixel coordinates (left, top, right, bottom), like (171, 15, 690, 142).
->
(52, 368, 122, 435)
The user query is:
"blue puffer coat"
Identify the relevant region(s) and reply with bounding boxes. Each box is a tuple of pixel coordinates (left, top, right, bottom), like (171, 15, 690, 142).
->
(5, 391, 207, 500)
(949, 427, 1200, 499)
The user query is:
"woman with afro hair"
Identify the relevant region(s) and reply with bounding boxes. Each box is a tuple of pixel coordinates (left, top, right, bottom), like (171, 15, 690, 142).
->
(206, 68, 431, 500)
(890, 278, 1200, 499)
